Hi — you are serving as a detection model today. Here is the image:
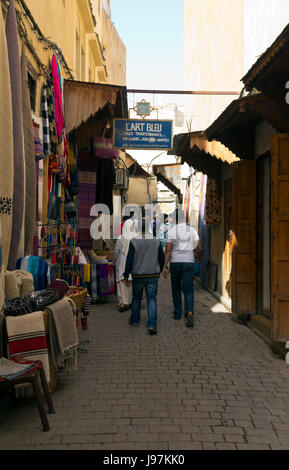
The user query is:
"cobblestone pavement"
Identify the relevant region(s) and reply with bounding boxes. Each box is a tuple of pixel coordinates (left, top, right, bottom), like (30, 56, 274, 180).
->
(1, 277, 289, 450)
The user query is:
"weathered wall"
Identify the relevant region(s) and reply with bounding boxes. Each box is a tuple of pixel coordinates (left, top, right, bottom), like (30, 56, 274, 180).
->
(184, 0, 244, 132)
(101, 9, 126, 85)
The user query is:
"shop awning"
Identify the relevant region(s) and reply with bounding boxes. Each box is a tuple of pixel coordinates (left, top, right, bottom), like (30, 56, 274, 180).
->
(153, 163, 182, 199)
(64, 80, 128, 134)
(205, 92, 289, 158)
(242, 23, 289, 121)
(242, 23, 289, 92)
(126, 154, 152, 178)
(168, 131, 239, 183)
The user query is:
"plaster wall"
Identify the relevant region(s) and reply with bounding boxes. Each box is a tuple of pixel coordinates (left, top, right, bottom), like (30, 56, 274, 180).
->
(184, 0, 244, 132)
(101, 9, 126, 85)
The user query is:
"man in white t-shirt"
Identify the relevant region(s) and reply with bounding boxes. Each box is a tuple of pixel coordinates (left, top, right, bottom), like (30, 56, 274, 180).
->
(163, 209, 202, 328)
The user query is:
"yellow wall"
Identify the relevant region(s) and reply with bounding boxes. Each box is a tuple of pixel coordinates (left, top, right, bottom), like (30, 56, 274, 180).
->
(14, 0, 126, 118)
(100, 9, 126, 85)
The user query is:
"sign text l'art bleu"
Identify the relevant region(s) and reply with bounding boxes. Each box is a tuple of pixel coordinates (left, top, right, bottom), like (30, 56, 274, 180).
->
(113, 119, 173, 150)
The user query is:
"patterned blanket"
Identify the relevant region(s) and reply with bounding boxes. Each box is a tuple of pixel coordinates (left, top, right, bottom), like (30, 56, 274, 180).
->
(5, 311, 50, 383)
(78, 170, 96, 249)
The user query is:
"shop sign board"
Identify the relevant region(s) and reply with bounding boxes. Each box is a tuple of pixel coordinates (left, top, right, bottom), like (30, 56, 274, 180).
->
(113, 119, 173, 150)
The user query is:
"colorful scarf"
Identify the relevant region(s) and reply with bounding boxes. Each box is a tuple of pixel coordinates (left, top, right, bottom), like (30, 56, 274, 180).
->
(51, 55, 64, 144)
(33, 120, 44, 160)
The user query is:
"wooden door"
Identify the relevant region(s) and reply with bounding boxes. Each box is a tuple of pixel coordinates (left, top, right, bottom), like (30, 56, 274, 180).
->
(271, 134, 289, 341)
(224, 179, 232, 299)
(232, 160, 257, 314)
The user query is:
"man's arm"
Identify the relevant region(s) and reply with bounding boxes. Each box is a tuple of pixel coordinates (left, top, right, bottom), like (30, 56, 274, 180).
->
(158, 242, 165, 272)
(194, 240, 203, 263)
(163, 242, 172, 278)
(123, 242, 135, 280)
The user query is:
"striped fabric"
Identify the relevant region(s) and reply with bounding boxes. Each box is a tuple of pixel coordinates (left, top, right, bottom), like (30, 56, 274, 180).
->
(46, 81, 57, 156)
(41, 84, 50, 158)
(78, 170, 96, 249)
(6, 311, 50, 383)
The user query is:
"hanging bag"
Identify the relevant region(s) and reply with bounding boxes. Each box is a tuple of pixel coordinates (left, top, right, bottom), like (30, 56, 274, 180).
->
(92, 124, 119, 160)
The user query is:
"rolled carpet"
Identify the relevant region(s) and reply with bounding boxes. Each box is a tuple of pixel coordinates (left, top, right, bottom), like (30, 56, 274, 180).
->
(0, 4, 13, 269)
(21, 45, 36, 256)
(6, 0, 25, 269)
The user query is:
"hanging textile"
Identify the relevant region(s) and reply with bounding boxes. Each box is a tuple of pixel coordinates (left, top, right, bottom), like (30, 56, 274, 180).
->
(205, 177, 221, 226)
(78, 170, 96, 249)
(6, 0, 25, 270)
(51, 54, 64, 145)
(182, 181, 190, 224)
(95, 158, 116, 214)
(41, 83, 51, 158)
(0, 4, 13, 270)
(46, 81, 57, 156)
(33, 121, 44, 160)
(21, 45, 36, 256)
(16, 256, 48, 291)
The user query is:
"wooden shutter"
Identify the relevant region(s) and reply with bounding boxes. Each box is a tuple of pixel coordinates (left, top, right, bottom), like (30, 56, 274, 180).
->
(232, 160, 257, 314)
(271, 134, 289, 341)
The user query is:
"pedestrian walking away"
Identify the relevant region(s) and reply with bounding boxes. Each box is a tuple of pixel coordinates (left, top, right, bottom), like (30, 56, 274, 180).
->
(124, 218, 165, 335)
(114, 217, 139, 312)
(163, 209, 203, 328)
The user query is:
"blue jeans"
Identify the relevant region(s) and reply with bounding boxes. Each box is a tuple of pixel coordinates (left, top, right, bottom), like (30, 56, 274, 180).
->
(130, 277, 158, 328)
(170, 263, 194, 319)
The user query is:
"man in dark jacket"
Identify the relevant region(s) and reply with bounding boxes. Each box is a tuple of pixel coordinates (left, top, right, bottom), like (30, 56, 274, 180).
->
(124, 219, 165, 335)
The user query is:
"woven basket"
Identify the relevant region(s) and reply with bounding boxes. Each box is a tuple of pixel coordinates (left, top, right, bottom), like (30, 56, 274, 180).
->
(68, 286, 88, 310)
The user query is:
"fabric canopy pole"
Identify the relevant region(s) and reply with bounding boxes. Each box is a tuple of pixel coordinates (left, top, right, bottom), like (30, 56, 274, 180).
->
(6, 0, 25, 270)
(0, 4, 13, 271)
(21, 44, 36, 256)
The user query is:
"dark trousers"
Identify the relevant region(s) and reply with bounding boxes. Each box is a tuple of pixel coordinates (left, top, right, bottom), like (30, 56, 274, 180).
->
(170, 262, 194, 319)
(130, 277, 159, 328)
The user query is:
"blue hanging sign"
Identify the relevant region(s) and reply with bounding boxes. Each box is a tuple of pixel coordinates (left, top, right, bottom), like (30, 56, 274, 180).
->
(113, 119, 173, 150)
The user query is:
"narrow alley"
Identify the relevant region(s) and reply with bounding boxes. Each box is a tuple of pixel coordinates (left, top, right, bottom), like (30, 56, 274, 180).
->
(1, 278, 289, 451)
